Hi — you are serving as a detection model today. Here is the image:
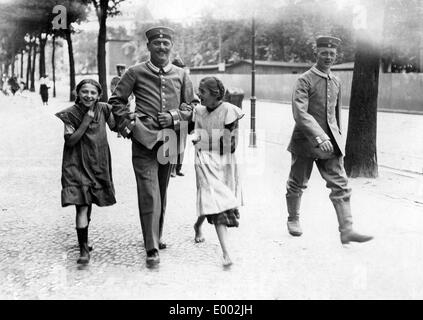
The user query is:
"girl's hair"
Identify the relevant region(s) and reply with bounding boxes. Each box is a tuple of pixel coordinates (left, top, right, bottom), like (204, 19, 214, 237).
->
(199, 76, 225, 101)
(75, 78, 102, 104)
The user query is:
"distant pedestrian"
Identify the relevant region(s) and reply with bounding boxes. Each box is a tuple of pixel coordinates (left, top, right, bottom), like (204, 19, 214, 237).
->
(191, 76, 244, 266)
(55, 79, 117, 265)
(110, 76, 123, 138)
(7, 76, 19, 95)
(170, 57, 199, 178)
(285, 36, 373, 244)
(39, 74, 50, 105)
(110, 76, 121, 95)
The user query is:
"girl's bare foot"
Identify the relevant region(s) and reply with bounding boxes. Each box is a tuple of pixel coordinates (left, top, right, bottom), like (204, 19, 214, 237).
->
(222, 254, 233, 267)
(194, 223, 205, 243)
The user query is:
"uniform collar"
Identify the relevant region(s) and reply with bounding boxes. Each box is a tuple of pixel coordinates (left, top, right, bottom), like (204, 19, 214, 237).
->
(146, 60, 173, 74)
(311, 64, 333, 80)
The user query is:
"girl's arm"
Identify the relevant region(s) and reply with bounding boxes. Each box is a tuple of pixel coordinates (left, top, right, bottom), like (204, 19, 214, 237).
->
(65, 110, 94, 147)
(106, 104, 117, 130)
(220, 120, 239, 155)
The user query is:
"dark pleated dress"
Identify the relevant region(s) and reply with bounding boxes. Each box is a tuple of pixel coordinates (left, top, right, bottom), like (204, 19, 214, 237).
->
(55, 102, 116, 207)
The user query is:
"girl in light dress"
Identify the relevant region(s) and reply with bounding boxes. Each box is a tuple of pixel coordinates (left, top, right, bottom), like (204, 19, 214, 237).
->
(191, 77, 244, 266)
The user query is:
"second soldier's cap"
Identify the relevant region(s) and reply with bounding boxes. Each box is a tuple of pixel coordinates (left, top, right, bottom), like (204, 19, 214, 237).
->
(316, 36, 341, 48)
(145, 26, 174, 42)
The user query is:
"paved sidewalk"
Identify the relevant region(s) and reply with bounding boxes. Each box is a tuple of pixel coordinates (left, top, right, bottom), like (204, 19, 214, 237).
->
(0, 92, 422, 299)
(247, 99, 423, 175)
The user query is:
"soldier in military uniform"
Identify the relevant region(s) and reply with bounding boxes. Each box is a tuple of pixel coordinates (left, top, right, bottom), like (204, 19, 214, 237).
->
(285, 36, 373, 245)
(108, 26, 195, 266)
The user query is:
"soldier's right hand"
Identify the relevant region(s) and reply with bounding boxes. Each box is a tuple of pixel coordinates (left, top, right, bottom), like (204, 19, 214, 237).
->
(120, 120, 135, 139)
(319, 140, 334, 153)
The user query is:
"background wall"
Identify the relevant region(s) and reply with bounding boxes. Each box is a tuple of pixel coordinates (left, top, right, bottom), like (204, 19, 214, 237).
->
(188, 71, 423, 114)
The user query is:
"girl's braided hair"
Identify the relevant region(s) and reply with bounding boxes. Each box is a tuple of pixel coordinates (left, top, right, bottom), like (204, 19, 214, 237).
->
(199, 76, 226, 101)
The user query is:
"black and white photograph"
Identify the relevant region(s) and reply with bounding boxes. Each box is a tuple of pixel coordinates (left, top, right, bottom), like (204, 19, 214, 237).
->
(0, 0, 422, 303)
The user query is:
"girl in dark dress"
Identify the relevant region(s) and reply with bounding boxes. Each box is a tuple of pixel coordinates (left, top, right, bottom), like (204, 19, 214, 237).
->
(39, 74, 50, 105)
(55, 79, 116, 264)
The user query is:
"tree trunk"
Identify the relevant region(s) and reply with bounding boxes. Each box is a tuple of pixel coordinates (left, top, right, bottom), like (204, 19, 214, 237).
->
(11, 55, 15, 76)
(5, 64, 10, 77)
(26, 43, 32, 90)
(344, 34, 380, 178)
(96, 0, 108, 102)
(0, 64, 3, 88)
(65, 29, 76, 101)
(20, 50, 24, 79)
(39, 34, 47, 78)
(30, 41, 37, 92)
(52, 34, 57, 98)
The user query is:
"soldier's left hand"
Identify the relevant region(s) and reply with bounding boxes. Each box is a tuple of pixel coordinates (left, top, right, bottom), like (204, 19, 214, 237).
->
(158, 112, 172, 128)
(179, 103, 193, 112)
(319, 140, 334, 153)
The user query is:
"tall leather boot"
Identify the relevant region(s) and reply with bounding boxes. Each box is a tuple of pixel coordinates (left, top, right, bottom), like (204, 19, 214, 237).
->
(76, 226, 90, 264)
(286, 196, 303, 236)
(333, 201, 373, 244)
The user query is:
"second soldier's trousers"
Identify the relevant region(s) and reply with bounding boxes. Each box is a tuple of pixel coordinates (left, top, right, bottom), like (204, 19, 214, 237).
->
(286, 153, 352, 220)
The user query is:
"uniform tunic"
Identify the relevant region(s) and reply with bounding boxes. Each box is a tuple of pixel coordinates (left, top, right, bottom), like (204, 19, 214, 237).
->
(193, 102, 244, 225)
(288, 65, 343, 159)
(109, 60, 195, 155)
(55, 102, 116, 207)
(286, 65, 351, 203)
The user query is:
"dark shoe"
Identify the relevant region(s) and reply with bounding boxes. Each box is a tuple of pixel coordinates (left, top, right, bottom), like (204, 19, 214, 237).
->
(77, 243, 90, 264)
(159, 242, 167, 250)
(341, 231, 373, 244)
(176, 171, 184, 176)
(146, 249, 160, 267)
(287, 219, 302, 237)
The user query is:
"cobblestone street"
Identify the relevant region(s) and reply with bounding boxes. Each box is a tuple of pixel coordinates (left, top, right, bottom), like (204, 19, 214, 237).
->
(1, 92, 423, 299)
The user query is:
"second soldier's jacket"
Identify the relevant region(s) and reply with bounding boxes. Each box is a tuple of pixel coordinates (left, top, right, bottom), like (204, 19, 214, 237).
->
(287, 65, 344, 159)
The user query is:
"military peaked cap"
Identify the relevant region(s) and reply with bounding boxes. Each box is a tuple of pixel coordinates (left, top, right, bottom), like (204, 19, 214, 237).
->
(316, 36, 341, 48)
(145, 26, 174, 42)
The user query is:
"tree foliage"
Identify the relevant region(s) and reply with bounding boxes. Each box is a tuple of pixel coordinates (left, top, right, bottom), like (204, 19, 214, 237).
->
(126, 0, 356, 67)
(381, 0, 423, 72)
